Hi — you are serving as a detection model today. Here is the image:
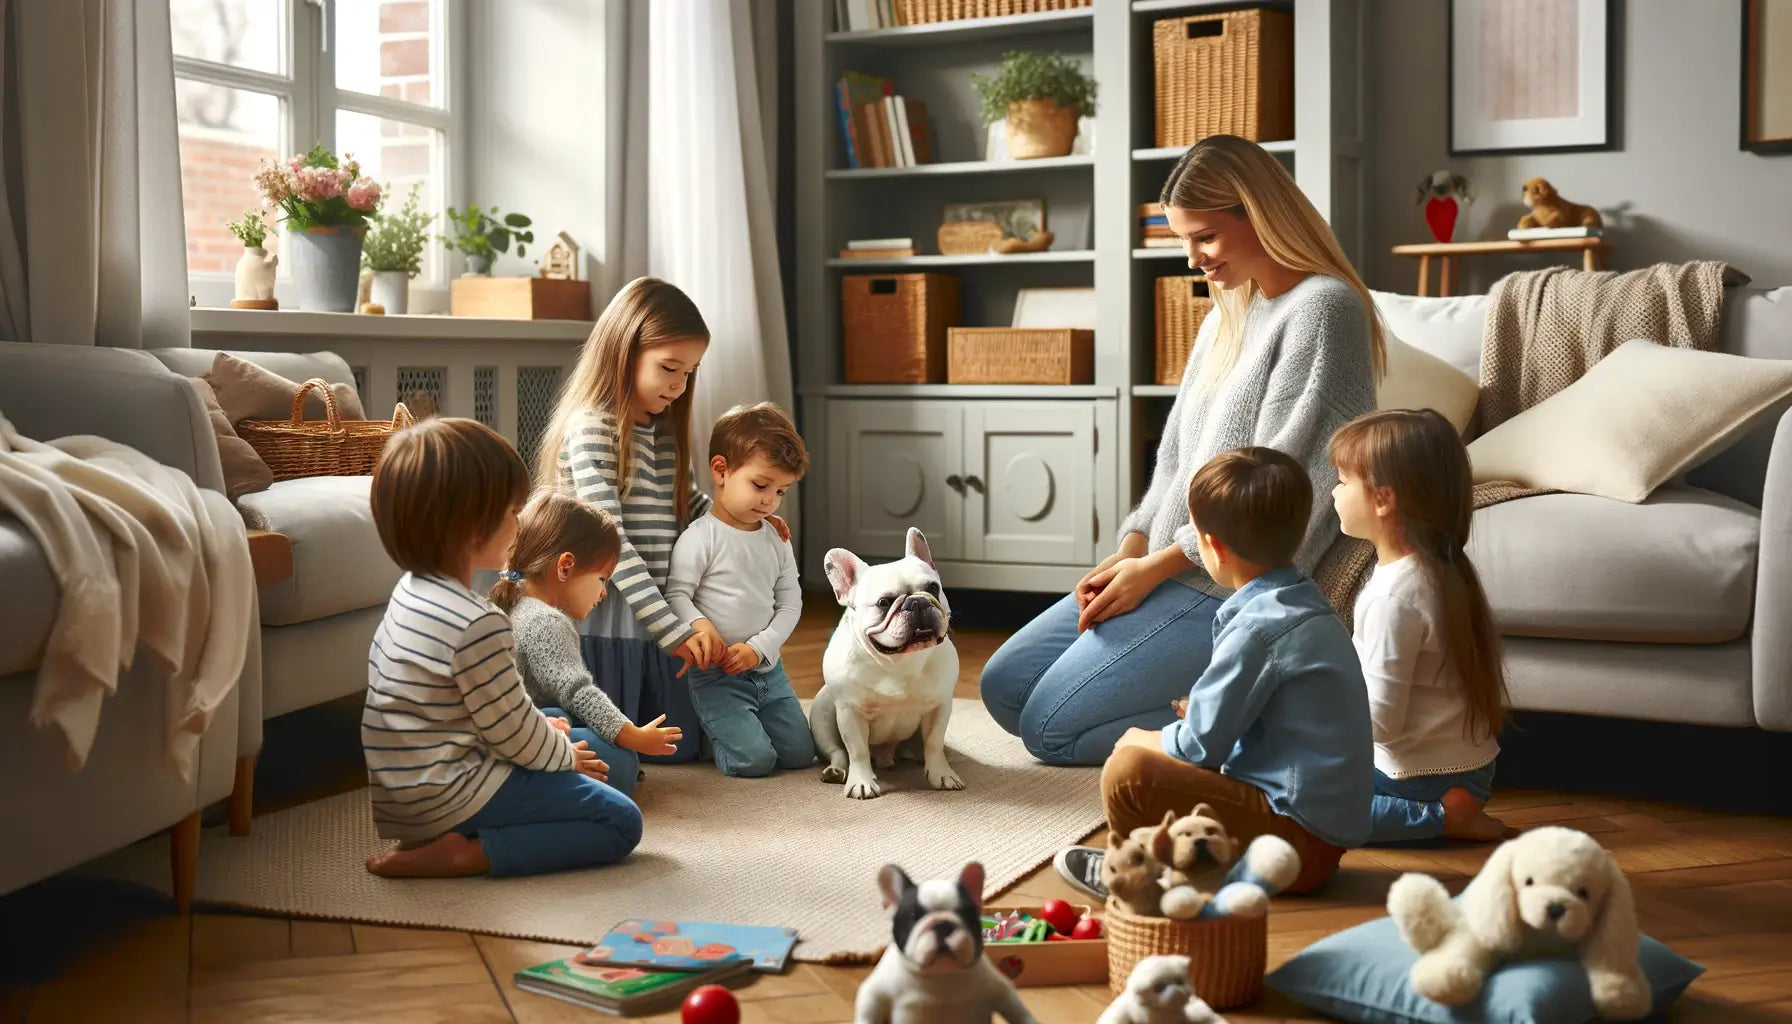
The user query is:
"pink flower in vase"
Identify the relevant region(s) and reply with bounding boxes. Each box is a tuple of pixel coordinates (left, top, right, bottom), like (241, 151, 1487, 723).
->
(299, 166, 344, 202)
(346, 179, 382, 212)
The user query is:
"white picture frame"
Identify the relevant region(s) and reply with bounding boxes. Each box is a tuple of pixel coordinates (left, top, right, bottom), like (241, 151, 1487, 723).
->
(1448, 0, 1615, 156)
(1012, 287, 1097, 329)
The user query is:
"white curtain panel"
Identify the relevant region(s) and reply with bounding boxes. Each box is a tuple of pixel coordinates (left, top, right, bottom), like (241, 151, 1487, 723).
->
(0, 0, 190, 348)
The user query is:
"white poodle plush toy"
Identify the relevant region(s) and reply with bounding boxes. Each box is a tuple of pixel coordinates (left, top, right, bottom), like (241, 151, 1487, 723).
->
(1097, 955, 1227, 1024)
(1386, 826, 1651, 1021)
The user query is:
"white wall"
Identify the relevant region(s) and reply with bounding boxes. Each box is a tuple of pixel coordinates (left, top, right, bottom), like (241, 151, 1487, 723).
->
(1366, 0, 1792, 296)
(464, 0, 609, 313)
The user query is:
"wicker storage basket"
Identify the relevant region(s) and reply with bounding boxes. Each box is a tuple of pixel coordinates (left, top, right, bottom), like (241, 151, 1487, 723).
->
(947, 327, 1093, 385)
(1104, 901, 1267, 1009)
(1153, 8, 1294, 147)
(894, 0, 1090, 26)
(842, 273, 960, 384)
(238, 379, 414, 481)
(1154, 275, 1213, 385)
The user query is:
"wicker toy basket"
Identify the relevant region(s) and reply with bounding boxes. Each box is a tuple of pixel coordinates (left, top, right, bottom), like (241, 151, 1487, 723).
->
(237, 378, 414, 481)
(1152, 8, 1294, 148)
(1103, 900, 1267, 1009)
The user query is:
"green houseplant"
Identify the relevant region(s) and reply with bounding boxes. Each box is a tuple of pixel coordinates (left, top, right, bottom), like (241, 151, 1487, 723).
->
(971, 51, 1098, 160)
(362, 184, 434, 313)
(226, 210, 278, 308)
(252, 142, 383, 310)
(441, 205, 534, 276)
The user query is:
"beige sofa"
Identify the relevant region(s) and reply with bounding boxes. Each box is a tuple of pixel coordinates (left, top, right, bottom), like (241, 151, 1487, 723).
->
(1371, 284, 1792, 732)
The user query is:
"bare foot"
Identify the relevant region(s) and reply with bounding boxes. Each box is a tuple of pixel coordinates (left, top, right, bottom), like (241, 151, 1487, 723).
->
(365, 832, 491, 877)
(1441, 787, 1508, 842)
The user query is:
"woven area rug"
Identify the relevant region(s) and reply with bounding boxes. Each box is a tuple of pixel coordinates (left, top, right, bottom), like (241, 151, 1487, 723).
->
(92, 699, 1102, 964)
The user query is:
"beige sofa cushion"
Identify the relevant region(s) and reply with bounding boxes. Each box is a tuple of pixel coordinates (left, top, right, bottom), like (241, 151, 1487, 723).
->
(1467, 486, 1759, 644)
(238, 475, 400, 626)
(1377, 330, 1480, 435)
(1371, 291, 1487, 379)
(1469, 340, 1792, 503)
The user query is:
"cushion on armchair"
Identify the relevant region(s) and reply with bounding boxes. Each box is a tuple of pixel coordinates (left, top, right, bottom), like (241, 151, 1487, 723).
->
(204, 350, 367, 426)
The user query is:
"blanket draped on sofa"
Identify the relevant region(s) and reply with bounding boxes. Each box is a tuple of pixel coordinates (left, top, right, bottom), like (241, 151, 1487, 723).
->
(1313, 260, 1745, 622)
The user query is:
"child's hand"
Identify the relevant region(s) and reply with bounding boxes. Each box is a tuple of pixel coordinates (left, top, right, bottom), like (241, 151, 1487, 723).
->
(547, 715, 573, 735)
(1170, 697, 1189, 720)
(720, 642, 760, 675)
(673, 625, 720, 677)
(571, 740, 609, 783)
(692, 620, 726, 667)
(621, 714, 683, 757)
(766, 514, 791, 543)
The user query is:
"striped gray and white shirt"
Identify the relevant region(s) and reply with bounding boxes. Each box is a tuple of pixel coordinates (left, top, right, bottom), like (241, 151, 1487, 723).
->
(557, 411, 711, 652)
(363, 573, 576, 842)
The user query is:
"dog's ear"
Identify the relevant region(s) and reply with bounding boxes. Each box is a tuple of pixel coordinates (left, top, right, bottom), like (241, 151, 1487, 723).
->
(1190, 802, 1216, 821)
(877, 864, 914, 910)
(1581, 850, 1642, 973)
(1414, 176, 1430, 204)
(904, 527, 934, 568)
(1108, 830, 1125, 851)
(1149, 816, 1177, 866)
(957, 861, 985, 913)
(824, 548, 868, 606)
(1458, 838, 1524, 953)
(1451, 173, 1473, 200)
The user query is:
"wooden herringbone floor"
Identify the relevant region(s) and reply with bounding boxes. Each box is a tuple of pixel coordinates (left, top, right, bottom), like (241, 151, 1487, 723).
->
(4, 599, 1791, 1022)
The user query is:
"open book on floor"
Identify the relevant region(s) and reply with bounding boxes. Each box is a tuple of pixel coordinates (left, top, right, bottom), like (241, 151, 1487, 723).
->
(514, 955, 753, 1017)
(581, 919, 801, 973)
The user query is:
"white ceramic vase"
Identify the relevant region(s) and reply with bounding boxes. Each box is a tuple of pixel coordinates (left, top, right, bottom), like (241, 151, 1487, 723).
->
(233, 247, 278, 302)
(371, 270, 410, 314)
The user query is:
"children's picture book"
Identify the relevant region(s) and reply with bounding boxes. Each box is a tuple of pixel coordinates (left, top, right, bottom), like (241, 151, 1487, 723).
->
(513, 955, 752, 1016)
(582, 919, 800, 973)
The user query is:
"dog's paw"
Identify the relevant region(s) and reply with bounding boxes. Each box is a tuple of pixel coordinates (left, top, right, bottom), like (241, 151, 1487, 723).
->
(819, 764, 847, 784)
(1409, 952, 1484, 1006)
(1387, 873, 1455, 952)
(843, 772, 882, 800)
(1589, 969, 1653, 1021)
(925, 764, 964, 791)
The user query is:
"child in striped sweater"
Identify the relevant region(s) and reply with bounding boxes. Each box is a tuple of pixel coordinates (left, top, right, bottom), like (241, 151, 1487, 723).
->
(362, 417, 642, 878)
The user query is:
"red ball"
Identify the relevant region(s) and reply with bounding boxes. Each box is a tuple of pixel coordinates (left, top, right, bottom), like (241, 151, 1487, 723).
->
(682, 984, 740, 1024)
(1037, 899, 1079, 935)
(1071, 916, 1104, 940)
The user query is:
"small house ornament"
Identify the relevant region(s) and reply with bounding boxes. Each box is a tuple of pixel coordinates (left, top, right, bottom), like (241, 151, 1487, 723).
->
(541, 231, 580, 280)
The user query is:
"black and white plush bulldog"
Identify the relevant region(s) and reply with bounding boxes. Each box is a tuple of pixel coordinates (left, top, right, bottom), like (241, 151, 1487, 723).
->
(854, 861, 1037, 1024)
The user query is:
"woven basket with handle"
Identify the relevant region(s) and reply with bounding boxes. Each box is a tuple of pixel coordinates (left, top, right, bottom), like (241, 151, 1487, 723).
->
(237, 378, 414, 481)
(1103, 899, 1266, 1009)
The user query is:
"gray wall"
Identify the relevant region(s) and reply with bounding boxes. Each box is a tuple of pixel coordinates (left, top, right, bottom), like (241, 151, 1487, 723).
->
(1366, 0, 1792, 296)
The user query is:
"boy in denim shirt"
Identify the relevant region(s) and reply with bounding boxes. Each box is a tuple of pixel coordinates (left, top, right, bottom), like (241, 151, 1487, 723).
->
(1055, 447, 1372, 896)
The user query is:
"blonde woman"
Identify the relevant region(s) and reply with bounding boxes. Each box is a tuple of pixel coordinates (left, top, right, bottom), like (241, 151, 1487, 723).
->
(982, 135, 1386, 785)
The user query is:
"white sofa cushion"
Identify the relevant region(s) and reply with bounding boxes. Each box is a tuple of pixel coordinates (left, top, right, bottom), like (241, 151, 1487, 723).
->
(1468, 340, 1792, 503)
(1377, 331, 1480, 435)
(1370, 290, 1487, 379)
(1468, 486, 1760, 644)
(238, 475, 400, 626)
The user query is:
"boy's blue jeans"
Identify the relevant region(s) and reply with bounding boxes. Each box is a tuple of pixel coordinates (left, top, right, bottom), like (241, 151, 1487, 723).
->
(450, 764, 643, 877)
(980, 583, 1222, 765)
(1367, 761, 1497, 844)
(686, 661, 816, 778)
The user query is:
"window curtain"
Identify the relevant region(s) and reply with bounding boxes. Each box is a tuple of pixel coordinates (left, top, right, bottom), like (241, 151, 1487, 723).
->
(0, 0, 191, 348)
(602, 0, 799, 548)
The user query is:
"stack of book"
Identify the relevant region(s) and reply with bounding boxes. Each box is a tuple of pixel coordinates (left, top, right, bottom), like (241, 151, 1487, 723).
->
(514, 919, 798, 1017)
(839, 237, 916, 259)
(835, 71, 935, 170)
(1507, 226, 1604, 241)
(1139, 203, 1179, 248)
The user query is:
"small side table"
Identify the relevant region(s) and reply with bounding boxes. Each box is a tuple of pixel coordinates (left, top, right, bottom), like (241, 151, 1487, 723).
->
(1390, 237, 1611, 297)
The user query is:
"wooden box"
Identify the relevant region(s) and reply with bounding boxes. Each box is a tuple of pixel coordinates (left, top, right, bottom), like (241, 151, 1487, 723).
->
(1153, 8, 1294, 147)
(450, 276, 591, 321)
(1153, 275, 1213, 385)
(947, 327, 1094, 385)
(842, 273, 959, 383)
(981, 903, 1107, 988)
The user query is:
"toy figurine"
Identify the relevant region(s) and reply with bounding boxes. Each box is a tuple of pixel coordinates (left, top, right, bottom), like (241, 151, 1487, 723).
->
(1414, 169, 1474, 244)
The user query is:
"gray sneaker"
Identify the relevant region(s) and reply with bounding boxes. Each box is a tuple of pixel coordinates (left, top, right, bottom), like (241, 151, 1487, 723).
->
(1053, 846, 1108, 901)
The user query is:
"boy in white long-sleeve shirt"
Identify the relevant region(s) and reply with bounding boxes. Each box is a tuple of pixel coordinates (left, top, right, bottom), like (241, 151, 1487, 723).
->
(665, 403, 815, 778)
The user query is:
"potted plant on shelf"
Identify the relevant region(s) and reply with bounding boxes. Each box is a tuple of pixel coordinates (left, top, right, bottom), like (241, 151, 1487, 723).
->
(361, 183, 434, 315)
(441, 205, 534, 276)
(972, 50, 1098, 160)
(227, 210, 278, 310)
(253, 143, 383, 312)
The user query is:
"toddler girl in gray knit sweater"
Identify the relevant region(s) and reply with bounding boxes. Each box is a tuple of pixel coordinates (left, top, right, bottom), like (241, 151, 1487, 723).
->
(489, 490, 684, 799)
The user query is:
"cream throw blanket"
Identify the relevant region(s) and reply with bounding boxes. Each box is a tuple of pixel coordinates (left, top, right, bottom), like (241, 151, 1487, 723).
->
(0, 414, 253, 777)
(1314, 260, 1743, 622)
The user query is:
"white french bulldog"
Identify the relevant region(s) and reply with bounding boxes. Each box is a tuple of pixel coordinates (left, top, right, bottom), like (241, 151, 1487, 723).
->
(810, 527, 963, 800)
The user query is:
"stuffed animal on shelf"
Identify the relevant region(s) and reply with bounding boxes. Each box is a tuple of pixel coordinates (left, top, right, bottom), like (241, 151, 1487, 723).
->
(1517, 178, 1604, 230)
(1413, 168, 1474, 243)
(1386, 826, 1651, 1021)
(1096, 955, 1228, 1024)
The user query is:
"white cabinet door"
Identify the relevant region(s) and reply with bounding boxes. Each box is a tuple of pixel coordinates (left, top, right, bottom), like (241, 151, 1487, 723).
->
(962, 403, 1097, 566)
(826, 400, 964, 562)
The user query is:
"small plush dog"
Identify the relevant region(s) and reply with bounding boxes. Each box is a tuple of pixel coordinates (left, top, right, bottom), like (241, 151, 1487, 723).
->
(856, 861, 1037, 1024)
(1387, 826, 1650, 1020)
(1134, 805, 1302, 920)
(1105, 814, 1207, 919)
(811, 527, 962, 800)
(1097, 955, 1227, 1024)
(1518, 177, 1603, 230)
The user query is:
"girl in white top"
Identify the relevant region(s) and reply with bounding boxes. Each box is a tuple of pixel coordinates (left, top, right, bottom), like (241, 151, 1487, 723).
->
(1330, 409, 1511, 843)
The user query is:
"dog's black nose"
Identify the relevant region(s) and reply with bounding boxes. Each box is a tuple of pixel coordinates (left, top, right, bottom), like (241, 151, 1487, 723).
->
(901, 595, 933, 612)
(931, 920, 957, 941)
(1546, 902, 1566, 921)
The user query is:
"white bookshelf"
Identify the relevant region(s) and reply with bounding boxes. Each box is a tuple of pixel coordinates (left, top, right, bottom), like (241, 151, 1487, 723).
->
(794, 0, 1366, 591)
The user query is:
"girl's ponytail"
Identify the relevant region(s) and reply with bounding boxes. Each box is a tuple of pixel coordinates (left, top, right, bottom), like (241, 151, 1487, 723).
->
(488, 567, 528, 614)
(488, 488, 623, 614)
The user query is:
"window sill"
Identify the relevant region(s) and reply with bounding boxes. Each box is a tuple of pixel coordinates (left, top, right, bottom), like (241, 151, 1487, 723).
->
(188, 307, 594, 342)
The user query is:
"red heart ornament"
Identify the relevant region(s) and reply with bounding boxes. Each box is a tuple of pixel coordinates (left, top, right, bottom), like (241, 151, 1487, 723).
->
(997, 955, 1024, 980)
(1424, 196, 1459, 244)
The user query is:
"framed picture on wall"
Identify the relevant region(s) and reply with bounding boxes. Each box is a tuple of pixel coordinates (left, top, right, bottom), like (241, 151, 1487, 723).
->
(1448, 0, 1616, 156)
(1742, 0, 1792, 153)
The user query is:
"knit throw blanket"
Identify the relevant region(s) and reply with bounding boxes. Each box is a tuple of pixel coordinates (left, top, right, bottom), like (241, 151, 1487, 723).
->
(1312, 260, 1745, 621)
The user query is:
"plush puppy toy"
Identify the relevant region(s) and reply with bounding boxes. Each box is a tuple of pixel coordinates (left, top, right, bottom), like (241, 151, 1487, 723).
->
(1387, 826, 1650, 1020)
(1105, 813, 1207, 919)
(1097, 955, 1228, 1024)
(1148, 805, 1301, 920)
(1517, 178, 1603, 230)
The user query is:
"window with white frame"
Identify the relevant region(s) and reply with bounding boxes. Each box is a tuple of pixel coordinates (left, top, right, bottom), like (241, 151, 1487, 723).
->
(173, 0, 458, 307)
